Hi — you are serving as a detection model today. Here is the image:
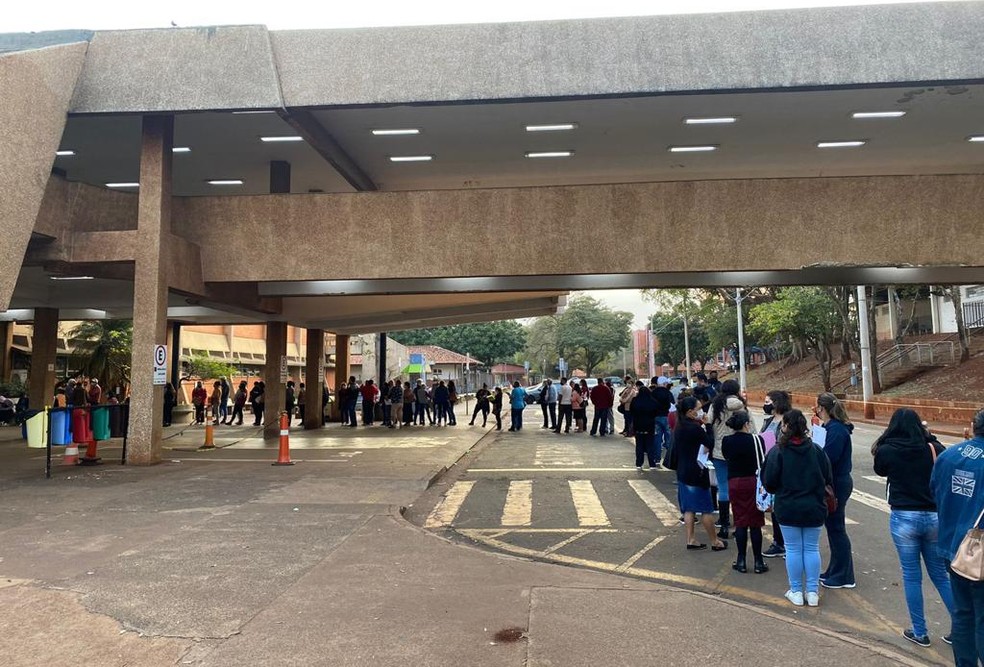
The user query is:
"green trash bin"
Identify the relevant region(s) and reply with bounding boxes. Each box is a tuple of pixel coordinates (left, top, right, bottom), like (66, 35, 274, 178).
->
(92, 406, 111, 441)
(26, 410, 48, 449)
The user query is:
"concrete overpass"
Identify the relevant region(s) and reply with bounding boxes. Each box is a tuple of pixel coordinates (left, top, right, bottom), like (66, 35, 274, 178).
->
(1, 1, 983, 462)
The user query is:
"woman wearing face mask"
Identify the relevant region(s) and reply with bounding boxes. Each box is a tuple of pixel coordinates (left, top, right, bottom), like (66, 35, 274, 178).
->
(706, 379, 754, 540)
(816, 392, 856, 590)
(722, 410, 768, 574)
(675, 396, 727, 552)
(761, 390, 791, 558)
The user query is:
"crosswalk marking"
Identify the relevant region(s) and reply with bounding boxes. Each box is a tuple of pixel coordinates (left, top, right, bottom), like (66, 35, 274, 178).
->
(851, 488, 891, 514)
(469, 467, 634, 473)
(568, 480, 610, 526)
(541, 530, 592, 555)
(862, 475, 883, 484)
(424, 480, 476, 527)
(627, 480, 679, 527)
(501, 480, 533, 526)
(535, 443, 584, 466)
(616, 535, 668, 572)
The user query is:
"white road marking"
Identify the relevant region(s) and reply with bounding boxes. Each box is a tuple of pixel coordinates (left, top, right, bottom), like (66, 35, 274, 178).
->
(465, 528, 618, 534)
(616, 535, 669, 572)
(627, 480, 680, 527)
(846, 518, 860, 525)
(863, 475, 884, 484)
(501, 480, 533, 526)
(851, 488, 891, 514)
(568, 480, 610, 526)
(535, 442, 584, 466)
(468, 467, 635, 473)
(540, 530, 592, 555)
(424, 480, 476, 528)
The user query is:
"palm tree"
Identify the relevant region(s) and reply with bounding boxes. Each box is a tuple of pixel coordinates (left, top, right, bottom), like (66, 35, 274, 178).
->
(69, 319, 132, 389)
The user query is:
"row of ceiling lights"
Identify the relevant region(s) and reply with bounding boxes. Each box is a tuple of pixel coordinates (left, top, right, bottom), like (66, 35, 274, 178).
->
(55, 110, 984, 189)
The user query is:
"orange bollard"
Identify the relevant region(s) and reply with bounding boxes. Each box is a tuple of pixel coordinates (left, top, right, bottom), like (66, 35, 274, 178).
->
(272, 411, 294, 466)
(80, 438, 101, 466)
(199, 411, 216, 450)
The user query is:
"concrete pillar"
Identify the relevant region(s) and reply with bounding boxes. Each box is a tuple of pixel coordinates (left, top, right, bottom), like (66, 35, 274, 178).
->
(128, 114, 173, 465)
(856, 286, 876, 419)
(29, 308, 58, 409)
(887, 286, 899, 340)
(263, 321, 288, 440)
(378, 332, 387, 384)
(0, 320, 13, 382)
(332, 334, 350, 421)
(930, 287, 943, 334)
(304, 329, 324, 430)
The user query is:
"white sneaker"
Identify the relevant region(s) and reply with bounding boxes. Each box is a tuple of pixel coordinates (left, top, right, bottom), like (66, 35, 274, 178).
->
(784, 590, 804, 606)
(806, 592, 819, 607)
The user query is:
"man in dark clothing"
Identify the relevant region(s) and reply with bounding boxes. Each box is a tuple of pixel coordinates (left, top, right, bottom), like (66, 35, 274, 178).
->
(590, 377, 615, 436)
(345, 377, 359, 427)
(285, 381, 296, 425)
(470, 384, 491, 427)
(413, 380, 429, 425)
(219, 377, 230, 424)
(651, 376, 674, 461)
(629, 383, 659, 468)
(707, 370, 722, 395)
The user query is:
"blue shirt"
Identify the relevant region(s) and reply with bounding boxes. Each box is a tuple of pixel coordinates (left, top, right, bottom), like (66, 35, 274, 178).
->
(822, 419, 854, 479)
(545, 384, 558, 403)
(931, 437, 984, 561)
(510, 387, 527, 410)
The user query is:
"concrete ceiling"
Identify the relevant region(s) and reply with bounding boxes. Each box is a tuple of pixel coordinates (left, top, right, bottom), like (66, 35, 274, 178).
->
(52, 84, 984, 196)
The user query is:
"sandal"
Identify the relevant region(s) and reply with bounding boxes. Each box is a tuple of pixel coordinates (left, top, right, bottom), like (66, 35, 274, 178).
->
(711, 542, 728, 551)
(686, 543, 707, 550)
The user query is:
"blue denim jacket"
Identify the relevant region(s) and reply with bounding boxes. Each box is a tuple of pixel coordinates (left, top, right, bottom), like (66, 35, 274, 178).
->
(931, 437, 984, 561)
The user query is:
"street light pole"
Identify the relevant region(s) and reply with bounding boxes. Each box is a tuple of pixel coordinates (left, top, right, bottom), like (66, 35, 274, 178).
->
(683, 312, 692, 386)
(736, 288, 747, 394)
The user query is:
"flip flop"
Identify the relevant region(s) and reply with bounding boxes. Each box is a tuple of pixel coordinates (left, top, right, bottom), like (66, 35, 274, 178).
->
(711, 542, 728, 551)
(686, 543, 707, 550)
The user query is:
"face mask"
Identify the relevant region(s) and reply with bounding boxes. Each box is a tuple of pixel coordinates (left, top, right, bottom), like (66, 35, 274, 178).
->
(763, 404, 774, 415)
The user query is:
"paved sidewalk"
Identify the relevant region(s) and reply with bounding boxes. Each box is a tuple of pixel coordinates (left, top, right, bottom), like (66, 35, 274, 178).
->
(0, 412, 937, 666)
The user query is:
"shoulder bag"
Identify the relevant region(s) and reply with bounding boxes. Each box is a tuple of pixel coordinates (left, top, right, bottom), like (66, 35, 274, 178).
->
(952, 505, 984, 581)
(753, 434, 773, 513)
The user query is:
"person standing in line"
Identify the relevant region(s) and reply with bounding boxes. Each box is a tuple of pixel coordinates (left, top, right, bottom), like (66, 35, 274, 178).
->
(572, 381, 587, 433)
(652, 376, 673, 462)
(509, 381, 527, 432)
(763, 409, 832, 608)
(590, 376, 614, 437)
(402, 381, 414, 426)
(192, 381, 207, 425)
(249, 380, 263, 426)
(816, 392, 856, 590)
(491, 386, 504, 431)
(388, 380, 403, 429)
(413, 379, 428, 425)
(760, 390, 791, 558)
(931, 409, 984, 665)
(209, 380, 222, 424)
(346, 376, 359, 428)
(381, 380, 393, 427)
(722, 410, 769, 574)
(629, 382, 659, 470)
(230, 380, 247, 426)
(336, 382, 350, 426)
(537, 379, 550, 428)
(447, 380, 459, 426)
(619, 377, 637, 437)
(360, 379, 379, 426)
(284, 380, 296, 426)
(673, 396, 727, 551)
(88, 378, 102, 405)
(606, 379, 617, 434)
(296, 382, 306, 425)
(543, 379, 558, 430)
(706, 379, 752, 540)
(470, 383, 491, 427)
(219, 376, 230, 424)
(554, 377, 573, 434)
(163, 382, 176, 427)
(433, 380, 451, 426)
(874, 408, 954, 648)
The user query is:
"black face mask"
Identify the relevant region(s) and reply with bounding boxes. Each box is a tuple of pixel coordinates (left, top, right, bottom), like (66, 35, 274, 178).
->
(763, 404, 775, 415)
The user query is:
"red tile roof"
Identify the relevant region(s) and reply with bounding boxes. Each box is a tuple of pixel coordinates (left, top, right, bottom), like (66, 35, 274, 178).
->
(491, 363, 526, 374)
(407, 345, 477, 365)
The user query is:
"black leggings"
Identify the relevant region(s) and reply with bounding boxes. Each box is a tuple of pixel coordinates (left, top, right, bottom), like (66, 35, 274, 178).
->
(471, 404, 489, 424)
(735, 526, 764, 560)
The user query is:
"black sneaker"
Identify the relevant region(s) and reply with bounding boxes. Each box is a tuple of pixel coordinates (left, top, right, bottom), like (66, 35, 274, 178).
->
(903, 629, 930, 647)
(763, 544, 785, 558)
(942, 634, 952, 645)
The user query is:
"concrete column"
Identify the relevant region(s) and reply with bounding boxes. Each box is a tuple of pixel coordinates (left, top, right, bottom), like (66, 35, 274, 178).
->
(930, 287, 943, 333)
(887, 286, 899, 340)
(856, 285, 876, 419)
(128, 114, 173, 465)
(0, 320, 13, 382)
(263, 321, 288, 440)
(332, 334, 350, 421)
(304, 329, 324, 430)
(29, 308, 58, 409)
(378, 332, 387, 383)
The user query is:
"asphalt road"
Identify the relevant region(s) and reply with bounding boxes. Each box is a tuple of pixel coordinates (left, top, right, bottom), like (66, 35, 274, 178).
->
(407, 407, 960, 665)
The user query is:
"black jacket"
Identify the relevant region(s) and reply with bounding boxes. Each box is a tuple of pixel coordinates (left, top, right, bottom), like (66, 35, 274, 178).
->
(652, 386, 673, 417)
(874, 436, 945, 511)
(629, 387, 657, 433)
(721, 432, 763, 479)
(823, 419, 854, 480)
(674, 417, 712, 488)
(763, 438, 833, 528)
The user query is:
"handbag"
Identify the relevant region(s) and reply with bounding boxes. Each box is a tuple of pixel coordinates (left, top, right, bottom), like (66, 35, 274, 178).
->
(753, 434, 773, 513)
(952, 506, 984, 581)
(824, 484, 838, 514)
(663, 437, 678, 470)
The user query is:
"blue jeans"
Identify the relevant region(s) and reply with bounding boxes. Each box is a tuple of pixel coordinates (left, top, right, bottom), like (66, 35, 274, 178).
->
(949, 565, 984, 666)
(435, 401, 450, 424)
(654, 416, 670, 461)
(890, 510, 955, 637)
(714, 458, 729, 501)
(780, 525, 823, 594)
(345, 401, 357, 426)
(511, 408, 523, 430)
(822, 475, 855, 585)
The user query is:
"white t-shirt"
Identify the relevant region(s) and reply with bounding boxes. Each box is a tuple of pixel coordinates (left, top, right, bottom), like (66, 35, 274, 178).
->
(559, 384, 573, 405)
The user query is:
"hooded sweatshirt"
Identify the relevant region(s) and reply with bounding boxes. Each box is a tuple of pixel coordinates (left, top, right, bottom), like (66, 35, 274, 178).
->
(874, 436, 945, 510)
(763, 438, 833, 528)
(823, 419, 854, 480)
(628, 387, 657, 433)
(707, 395, 755, 461)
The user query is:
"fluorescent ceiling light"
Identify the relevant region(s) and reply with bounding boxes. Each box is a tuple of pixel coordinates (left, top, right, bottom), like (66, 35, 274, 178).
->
(684, 117, 737, 124)
(260, 136, 304, 143)
(172, 146, 191, 153)
(105, 182, 139, 188)
(389, 155, 433, 162)
(817, 140, 866, 148)
(55, 149, 76, 157)
(968, 136, 984, 142)
(371, 128, 421, 136)
(49, 275, 94, 281)
(852, 111, 906, 119)
(525, 123, 578, 132)
(233, 110, 276, 114)
(207, 179, 244, 185)
(668, 145, 718, 152)
(525, 151, 574, 158)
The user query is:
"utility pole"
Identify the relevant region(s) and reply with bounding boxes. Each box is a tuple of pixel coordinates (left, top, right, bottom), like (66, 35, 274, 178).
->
(735, 288, 747, 394)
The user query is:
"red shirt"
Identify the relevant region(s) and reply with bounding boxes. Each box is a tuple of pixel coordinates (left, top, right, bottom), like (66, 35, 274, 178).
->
(360, 384, 379, 403)
(590, 384, 614, 409)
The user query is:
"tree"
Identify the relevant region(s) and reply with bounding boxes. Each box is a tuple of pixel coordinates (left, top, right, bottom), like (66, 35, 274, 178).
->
(182, 354, 237, 383)
(938, 285, 971, 362)
(643, 289, 709, 371)
(69, 319, 133, 389)
(390, 321, 526, 367)
(522, 316, 559, 377)
(748, 287, 841, 390)
(555, 296, 632, 376)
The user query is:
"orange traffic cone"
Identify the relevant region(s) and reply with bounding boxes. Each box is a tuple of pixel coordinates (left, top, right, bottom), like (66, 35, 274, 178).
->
(199, 411, 216, 450)
(272, 411, 294, 466)
(63, 443, 79, 466)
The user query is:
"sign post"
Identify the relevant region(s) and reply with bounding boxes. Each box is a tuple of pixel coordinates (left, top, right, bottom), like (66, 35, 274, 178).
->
(152, 345, 167, 386)
(280, 355, 289, 383)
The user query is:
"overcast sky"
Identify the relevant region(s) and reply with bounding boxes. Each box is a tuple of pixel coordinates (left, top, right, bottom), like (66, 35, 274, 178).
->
(6, 0, 955, 32)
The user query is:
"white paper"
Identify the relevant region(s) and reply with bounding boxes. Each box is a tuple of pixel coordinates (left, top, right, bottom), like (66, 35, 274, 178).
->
(697, 445, 712, 469)
(811, 424, 827, 448)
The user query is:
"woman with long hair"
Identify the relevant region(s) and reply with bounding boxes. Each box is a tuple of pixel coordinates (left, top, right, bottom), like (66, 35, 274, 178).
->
(722, 410, 768, 574)
(706, 379, 753, 540)
(873, 408, 954, 647)
(816, 392, 856, 589)
(675, 396, 727, 552)
(761, 390, 792, 558)
(763, 409, 832, 607)
(572, 381, 587, 433)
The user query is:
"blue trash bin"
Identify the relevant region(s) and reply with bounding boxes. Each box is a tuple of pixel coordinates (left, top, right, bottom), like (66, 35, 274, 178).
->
(51, 410, 69, 445)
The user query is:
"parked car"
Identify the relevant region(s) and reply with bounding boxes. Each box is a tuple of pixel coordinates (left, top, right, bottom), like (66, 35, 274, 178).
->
(525, 380, 560, 404)
(604, 376, 624, 388)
